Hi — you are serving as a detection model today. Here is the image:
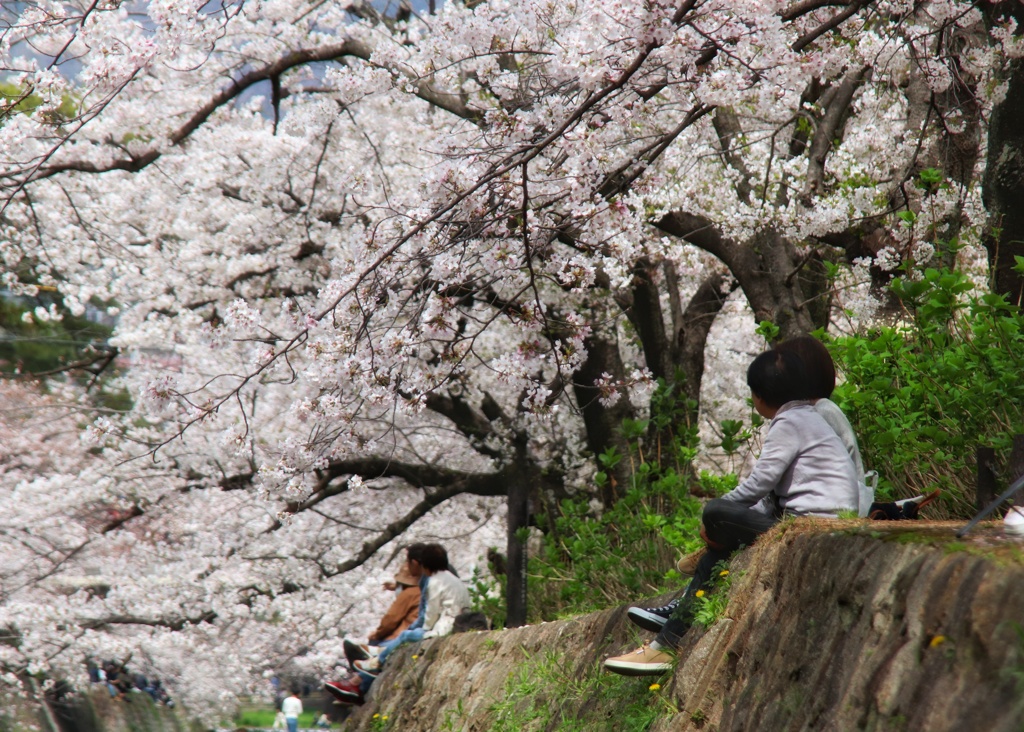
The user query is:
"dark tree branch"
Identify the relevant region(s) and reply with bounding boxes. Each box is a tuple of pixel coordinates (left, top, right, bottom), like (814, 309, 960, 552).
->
(626, 258, 673, 380)
(654, 211, 815, 336)
(20, 40, 480, 187)
(16, 345, 118, 391)
(781, 0, 850, 22)
(792, 0, 872, 52)
(222, 456, 506, 499)
(420, 391, 504, 459)
(100, 505, 144, 534)
(712, 108, 756, 204)
(655, 211, 744, 266)
(322, 474, 506, 577)
(676, 271, 738, 406)
(79, 611, 217, 631)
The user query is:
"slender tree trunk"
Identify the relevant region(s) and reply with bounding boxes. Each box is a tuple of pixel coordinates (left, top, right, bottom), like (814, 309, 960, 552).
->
(504, 470, 530, 628)
(572, 330, 635, 507)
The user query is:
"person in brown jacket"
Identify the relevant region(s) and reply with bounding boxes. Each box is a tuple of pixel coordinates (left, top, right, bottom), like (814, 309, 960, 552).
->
(367, 562, 421, 643)
(327, 549, 427, 706)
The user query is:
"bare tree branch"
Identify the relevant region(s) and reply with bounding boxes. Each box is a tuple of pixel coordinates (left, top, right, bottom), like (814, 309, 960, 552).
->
(322, 476, 505, 577)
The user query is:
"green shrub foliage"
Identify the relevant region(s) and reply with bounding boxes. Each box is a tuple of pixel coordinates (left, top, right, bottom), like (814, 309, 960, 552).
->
(828, 268, 1024, 516)
(528, 378, 708, 620)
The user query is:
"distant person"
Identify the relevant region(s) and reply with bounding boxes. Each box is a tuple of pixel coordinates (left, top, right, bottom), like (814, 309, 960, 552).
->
(282, 688, 303, 732)
(272, 709, 287, 729)
(326, 543, 471, 706)
(327, 544, 431, 706)
(103, 661, 127, 699)
(86, 658, 100, 683)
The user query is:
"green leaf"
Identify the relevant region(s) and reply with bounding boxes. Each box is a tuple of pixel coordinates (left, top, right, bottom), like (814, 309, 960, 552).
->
(755, 320, 780, 343)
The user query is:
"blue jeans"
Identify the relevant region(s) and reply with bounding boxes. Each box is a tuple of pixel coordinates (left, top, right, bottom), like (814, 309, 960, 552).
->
(355, 627, 428, 691)
(377, 627, 425, 665)
(286, 718, 298, 732)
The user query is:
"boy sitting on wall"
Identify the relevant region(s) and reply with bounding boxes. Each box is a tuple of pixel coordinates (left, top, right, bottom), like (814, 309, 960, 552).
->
(604, 348, 860, 676)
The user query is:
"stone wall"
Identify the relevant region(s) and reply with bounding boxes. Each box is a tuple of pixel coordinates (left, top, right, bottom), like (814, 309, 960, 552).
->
(339, 520, 1024, 732)
(0, 686, 193, 732)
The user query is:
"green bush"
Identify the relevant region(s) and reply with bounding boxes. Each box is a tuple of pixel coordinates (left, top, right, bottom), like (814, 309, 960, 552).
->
(0, 295, 114, 375)
(828, 267, 1024, 517)
(528, 379, 709, 620)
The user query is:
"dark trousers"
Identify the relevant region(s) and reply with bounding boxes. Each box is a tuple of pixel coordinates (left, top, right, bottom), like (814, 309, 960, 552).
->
(655, 498, 778, 648)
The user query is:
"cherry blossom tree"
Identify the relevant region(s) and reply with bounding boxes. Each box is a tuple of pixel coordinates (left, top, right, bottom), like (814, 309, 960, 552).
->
(0, 0, 1018, 720)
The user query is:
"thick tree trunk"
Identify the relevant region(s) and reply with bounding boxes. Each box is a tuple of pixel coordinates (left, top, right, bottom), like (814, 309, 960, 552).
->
(674, 270, 736, 406)
(624, 260, 735, 422)
(626, 259, 675, 380)
(983, 56, 1024, 308)
(655, 213, 819, 340)
(619, 260, 734, 470)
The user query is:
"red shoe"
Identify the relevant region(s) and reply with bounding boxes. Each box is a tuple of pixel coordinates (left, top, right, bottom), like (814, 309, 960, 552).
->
(324, 679, 364, 705)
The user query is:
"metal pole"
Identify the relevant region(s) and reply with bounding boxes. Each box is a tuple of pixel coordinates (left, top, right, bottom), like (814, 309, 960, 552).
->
(956, 471, 1024, 538)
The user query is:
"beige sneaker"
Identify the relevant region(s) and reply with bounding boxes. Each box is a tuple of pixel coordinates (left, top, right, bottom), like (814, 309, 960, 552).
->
(603, 643, 674, 676)
(676, 548, 707, 577)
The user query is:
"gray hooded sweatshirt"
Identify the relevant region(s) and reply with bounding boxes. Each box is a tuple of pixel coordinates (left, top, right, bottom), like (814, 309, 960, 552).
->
(721, 401, 860, 517)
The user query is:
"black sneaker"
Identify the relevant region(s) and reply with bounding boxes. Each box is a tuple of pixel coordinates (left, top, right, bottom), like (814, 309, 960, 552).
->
(343, 639, 373, 668)
(627, 597, 681, 632)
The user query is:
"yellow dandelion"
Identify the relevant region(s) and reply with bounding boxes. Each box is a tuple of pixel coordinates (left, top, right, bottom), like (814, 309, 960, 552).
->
(930, 635, 946, 648)
(373, 713, 380, 719)
(411, 654, 419, 660)
(719, 570, 730, 577)
(383, 716, 389, 721)
(649, 683, 661, 691)
(695, 589, 705, 598)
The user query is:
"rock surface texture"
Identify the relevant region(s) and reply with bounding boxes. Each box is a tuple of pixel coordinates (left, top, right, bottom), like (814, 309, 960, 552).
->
(343, 520, 1024, 732)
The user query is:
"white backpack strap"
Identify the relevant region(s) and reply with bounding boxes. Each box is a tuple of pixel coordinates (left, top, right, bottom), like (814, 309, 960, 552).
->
(859, 470, 879, 517)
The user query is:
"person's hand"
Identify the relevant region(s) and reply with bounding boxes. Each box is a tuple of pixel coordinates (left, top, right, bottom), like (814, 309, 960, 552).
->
(382, 580, 397, 591)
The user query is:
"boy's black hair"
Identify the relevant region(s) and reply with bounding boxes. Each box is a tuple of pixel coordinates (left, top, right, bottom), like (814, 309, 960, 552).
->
(406, 542, 429, 564)
(421, 543, 449, 573)
(746, 349, 811, 408)
(775, 335, 835, 400)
